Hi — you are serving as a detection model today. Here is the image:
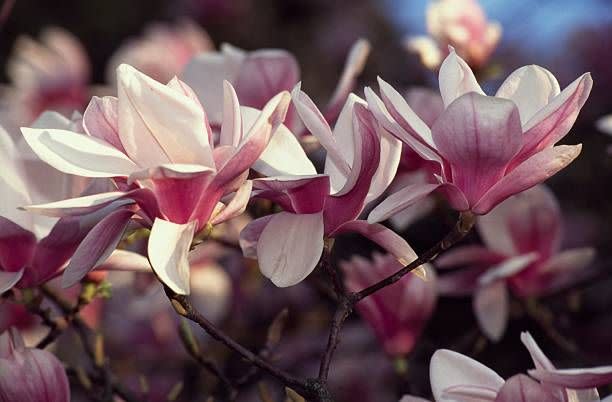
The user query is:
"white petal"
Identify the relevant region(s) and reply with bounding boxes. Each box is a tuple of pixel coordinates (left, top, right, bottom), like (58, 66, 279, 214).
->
(473, 281, 509, 342)
(438, 48, 485, 108)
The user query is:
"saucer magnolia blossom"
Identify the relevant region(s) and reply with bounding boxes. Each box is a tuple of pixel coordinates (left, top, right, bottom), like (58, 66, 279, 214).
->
(20, 64, 291, 295)
(239, 88, 411, 287)
(341, 253, 437, 356)
(435, 185, 595, 341)
(182, 39, 370, 137)
(367, 49, 592, 222)
(406, 0, 501, 69)
(401, 332, 612, 402)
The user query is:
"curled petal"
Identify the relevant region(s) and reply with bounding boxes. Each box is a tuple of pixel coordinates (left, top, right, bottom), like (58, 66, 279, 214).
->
(210, 180, 252, 225)
(252, 175, 329, 214)
(438, 48, 485, 108)
(220, 80, 243, 147)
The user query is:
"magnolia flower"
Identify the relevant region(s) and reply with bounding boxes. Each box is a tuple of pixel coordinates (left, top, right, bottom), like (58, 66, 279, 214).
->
(107, 20, 213, 85)
(435, 185, 595, 341)
(182, 39, 370, 141)
(341, 253, 436, 356)
(0, 328, 70, 402)
(406, 0, 501, 69)
(401, 332, 612, 402)
(239, 88, 415, 287)
(3, 27, 90, 124)
(21, 64, 291, 295)
(0, 116, 99, 294)
(367, 49, 592, 223)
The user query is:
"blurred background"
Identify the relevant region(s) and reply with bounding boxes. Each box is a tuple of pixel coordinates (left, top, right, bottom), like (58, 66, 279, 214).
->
(1, 0, 612, 401)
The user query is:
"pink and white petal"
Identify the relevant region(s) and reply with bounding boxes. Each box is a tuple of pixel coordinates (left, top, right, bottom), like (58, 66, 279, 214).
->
(378, 77, 435, 148)
(256, 212, 324, 287)
(0, 217, 37, 272)
(399, 396, 431, 402)
(368, 183, 442, 223)
(430, 349, 504, 402)
(443, 384, 499, 401)
(432, 93, 522, 207)
(128, 163, 216, 183)
(437, 268, 486, 296)
(234, 49, 300, 110)
(23, 191, 133, 217)
(252, 175, 329, 214)
(520, 331, 556, 371)
(528, 366, 612, 389)
(473, 145, 582, 215)
(324, 38, 371, 122)
(438, 48, 485, 108)
(516, 73, 592, 163)
(21, 127, 139, 177)
(365, 125, 403, 204)
(324, 93, 367, 193)
(0, 269, 24, 294)
(214, 91, 291, 188)
(495, 65, 560, 125)
(473, 281, 509, 342)
(405, 87, 445, 127)
(242, 106, 316, 176)
(477, 203, 518, 255)
(540, 247, 595, 274)
(148, 218, 197, 295)
(117, 64, 214, 167)
(210, 180, 252, 225)
(436, 245, 505, 269)
(61, 208, 134, 288)
(478, 253, 539, 286)
(495, 374, 558, 402)
(291, 85, 351, 176)
(219, 80, 243, 147)
(95, 250, 151, 273)
(239, 215, 274, 258)
(83, 96, 125, 152)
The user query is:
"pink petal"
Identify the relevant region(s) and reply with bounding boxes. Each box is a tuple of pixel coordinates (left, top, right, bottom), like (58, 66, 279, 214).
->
(529, 367, 612, 389)
(234, 49, 300, 110)
(324, 105, 380, 232)
(128, 163, 216, 183)
(366, 126, 402, 204)
(405, 87, 445, 127)
(83, 96, 125, 153)
(473, 145, 582, 215)
(539, 247, 595, 274)
(436, 245, 505, 269)
(495, 374, 557, 402)
(256, 212, 324, 287)
(323, 38, 371, 122)
(478, 253, 539, 286)
(148, 218, 197, 295)
(61, 208, 134, 288)
(210, 180, 252, 225)
(432, 93, 522, 207)
(0, 269, 24, 294)
(213, 91, 291, 188)
(94, 249, 151, 272)
(438, 48, 485, 108)
(252, 175, 329, 214)
(0, 216, 37, 271)
(291, 85, 351, 176)
(443, 384, 499, 401)
(473, 281, 509, 342)
(239, 215, 274, 258)
(220, 80, 243, 147)
(430, 349, 504, 402)
(368, 183, 441, 224)
(495, 65, 560, 125)
(516, 73, 592, 164)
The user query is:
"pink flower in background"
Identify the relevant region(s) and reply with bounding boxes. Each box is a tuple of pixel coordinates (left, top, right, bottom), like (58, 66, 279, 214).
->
(239, 90, 419, 287)
(406, 0, 501, 69)
(182, 39, 370, 141)
(3, 27, 90, 124)
(107, 20, 213, 85)
(21, 64, 291, 295)
(401, 332, 612, 402)
(435, 185, 595, 341)
(0, 327, 70, 402)
(341, 253, 437, 356)
(367, 49, 592, 223)
(0, 116, 99, 294)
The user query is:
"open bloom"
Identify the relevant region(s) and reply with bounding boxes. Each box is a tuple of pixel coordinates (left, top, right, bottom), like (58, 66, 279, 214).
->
(367, 49, 592, 222)
(0, 115, 99, 294)
(107, 19, 213, 85)
(406, 0, 501, 69)
(182, 39, 370, 141)
(341, 253, 436, 356)
(435, 185, 595, 341)
(21, 64, 291, 295)
(0, 327, 70, 402)
(239, 88, 418, 287)
(3, 27, 90, 125)
(401, 332, 612, 402)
